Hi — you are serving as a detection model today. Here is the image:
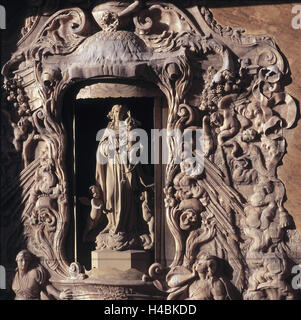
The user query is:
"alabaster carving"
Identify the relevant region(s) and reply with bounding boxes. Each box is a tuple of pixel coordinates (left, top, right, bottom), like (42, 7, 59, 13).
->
(86, 104, 154, 251)
(166, 252, 236, 300)
(12, 250, 72, 300)
(1, 0, 301, 300)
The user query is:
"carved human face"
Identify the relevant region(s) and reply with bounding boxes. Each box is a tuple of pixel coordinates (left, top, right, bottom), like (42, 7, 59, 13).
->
(17, 255, 30, 272)
(210, 112, 223, 127)
(112, 105, 127, 122)
(194, 256, 217, 276)
(193, 259, 208, 275)
(242, 128, 257, 143)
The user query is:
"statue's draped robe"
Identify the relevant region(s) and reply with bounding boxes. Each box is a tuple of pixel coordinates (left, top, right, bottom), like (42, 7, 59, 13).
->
(12, 266, 47, 300)
(96, 127, 151, 244)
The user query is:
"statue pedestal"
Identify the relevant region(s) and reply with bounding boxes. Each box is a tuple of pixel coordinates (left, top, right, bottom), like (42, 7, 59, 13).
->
(91, 249, 150, 274)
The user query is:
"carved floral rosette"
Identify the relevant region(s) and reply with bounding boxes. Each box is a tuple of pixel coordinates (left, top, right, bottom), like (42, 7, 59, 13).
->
(1, 1, 301, 299)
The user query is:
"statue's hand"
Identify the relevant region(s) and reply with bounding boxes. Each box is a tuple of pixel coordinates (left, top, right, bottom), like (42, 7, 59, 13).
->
(59, 289, 72, 300)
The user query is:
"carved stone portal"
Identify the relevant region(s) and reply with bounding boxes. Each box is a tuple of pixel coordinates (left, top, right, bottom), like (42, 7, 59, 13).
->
(1, 1, 301, 300)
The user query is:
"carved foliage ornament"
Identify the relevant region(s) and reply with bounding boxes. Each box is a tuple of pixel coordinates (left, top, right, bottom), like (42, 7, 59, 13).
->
(1, 1, 301, 299)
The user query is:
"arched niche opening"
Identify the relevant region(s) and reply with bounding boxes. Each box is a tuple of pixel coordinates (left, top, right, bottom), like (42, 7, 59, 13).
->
(61, 79, 175, 273)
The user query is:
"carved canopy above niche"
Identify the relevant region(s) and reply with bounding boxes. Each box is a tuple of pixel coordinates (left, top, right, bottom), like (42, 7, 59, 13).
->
(1, 0, 301, 300)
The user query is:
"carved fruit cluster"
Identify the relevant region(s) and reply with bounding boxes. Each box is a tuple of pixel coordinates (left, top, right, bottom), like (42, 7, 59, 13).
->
(3, 77, 30, 116)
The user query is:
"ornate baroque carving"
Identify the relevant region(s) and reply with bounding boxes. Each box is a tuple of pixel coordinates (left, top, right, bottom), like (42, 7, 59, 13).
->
(1, 1, 301, 299)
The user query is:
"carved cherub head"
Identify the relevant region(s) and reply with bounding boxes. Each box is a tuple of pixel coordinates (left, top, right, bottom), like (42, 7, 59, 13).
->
(180, 157, 204, 178)
(98, 11, 119, 32)
(210, 111, 223, 127)
(242, 128, 257, 143)
(261, 136, 279, 158)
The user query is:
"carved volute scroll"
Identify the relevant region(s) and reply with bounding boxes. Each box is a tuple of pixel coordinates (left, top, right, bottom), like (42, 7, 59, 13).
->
(1, 1, 301, 299)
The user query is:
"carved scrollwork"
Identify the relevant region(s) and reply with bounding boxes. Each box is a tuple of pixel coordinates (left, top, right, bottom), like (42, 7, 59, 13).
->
(31, 7, 90, 58)
(199, 6, 275, 46)
(1, 6, 94, 277)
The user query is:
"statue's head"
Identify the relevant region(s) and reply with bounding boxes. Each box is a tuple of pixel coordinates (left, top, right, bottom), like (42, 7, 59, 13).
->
(16, 250, 32, 273)
(89, 185, 101, 198)
(108, 104, 129, 122)
(193, 253, 218, 277)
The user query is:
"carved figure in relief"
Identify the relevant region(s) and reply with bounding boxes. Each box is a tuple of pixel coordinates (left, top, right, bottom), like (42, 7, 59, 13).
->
(10, 114, 39, 167)
(12, 117, 32, 152)
(217, 96, 240, 145)
(21, 157, 59, 234)
(90, 104, 153, 251)
(188, 254, 229, 300)
(166, 253, 230, 300)
(140, 190, 155, 249)
(244, 253, 295, 300)
(28, 158, 58, 204)
(83, 185, 104, 242)
(12, 250, 72, 300)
